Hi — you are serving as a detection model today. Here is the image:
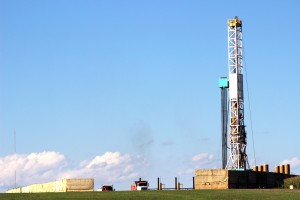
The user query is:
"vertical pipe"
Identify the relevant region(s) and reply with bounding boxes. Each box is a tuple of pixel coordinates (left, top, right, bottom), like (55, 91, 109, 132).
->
(258, 165, 263, 172)
(274, 166, 279, 173)
(280, 165, 285, 174)
(284, 164, 290, 175)
(221, 87, 228, 169)
(175, 177, 178, 190)
(157, 177, 160, 190)
(263, 164, 269, 172)
(192, 177, 195, 190)
(139, 177, 141, 181)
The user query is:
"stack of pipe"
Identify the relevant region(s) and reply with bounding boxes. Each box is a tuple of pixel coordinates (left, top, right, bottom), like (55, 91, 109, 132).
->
(252, 164, 269, 172)
(274, 164, 290, 174)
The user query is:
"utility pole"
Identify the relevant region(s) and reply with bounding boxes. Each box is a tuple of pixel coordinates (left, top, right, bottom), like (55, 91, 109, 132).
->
(14, 130, 17, 188)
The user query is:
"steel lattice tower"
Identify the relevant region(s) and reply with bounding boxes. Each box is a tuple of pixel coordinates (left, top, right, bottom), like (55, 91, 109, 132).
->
(226, 17, 248, 170)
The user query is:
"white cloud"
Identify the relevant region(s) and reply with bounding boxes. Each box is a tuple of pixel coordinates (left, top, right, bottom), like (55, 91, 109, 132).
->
(281, 157, 300, 168)
(192, 153, 213, 164)
(86, 152, 130, 169)
(59, 152, 143, 183)
(0, 151, 66, 188)
(177, 153, 214, 177)
(177, 169, 194, 175)
(0, 151, 147, 191)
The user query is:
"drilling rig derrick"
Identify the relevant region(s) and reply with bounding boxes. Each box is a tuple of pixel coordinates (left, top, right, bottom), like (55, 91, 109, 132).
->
(226, 17, 249, 170)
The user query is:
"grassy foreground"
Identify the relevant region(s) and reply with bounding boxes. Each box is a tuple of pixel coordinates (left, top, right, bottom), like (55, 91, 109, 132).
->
(1, 190, 300, 200)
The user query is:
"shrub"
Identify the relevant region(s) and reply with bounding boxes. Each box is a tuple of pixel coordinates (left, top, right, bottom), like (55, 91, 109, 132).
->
(284, 176, 300, 189)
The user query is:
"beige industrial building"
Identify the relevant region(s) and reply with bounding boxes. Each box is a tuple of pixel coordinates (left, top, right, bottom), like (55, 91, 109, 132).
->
(195, 165, 295, 189)
(6, 178, 94, 193)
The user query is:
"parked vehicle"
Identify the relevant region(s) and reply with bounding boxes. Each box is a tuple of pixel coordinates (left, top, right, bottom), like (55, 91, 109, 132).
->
(131, 179, 149, 191)
(97, 185, 113, 191)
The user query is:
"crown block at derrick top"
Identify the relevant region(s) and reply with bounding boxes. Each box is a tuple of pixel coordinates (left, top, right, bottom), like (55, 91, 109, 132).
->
(228, 18, 242, 27)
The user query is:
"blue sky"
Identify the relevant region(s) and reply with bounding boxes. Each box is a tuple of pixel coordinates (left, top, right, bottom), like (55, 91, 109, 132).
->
(0, 0, 299, 191)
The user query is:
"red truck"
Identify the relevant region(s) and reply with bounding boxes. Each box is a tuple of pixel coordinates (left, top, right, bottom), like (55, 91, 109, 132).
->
(131, 179, 149, 191)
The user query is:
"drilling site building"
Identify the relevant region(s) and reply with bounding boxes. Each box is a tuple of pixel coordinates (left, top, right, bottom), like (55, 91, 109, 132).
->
(6, 178, 94, 193)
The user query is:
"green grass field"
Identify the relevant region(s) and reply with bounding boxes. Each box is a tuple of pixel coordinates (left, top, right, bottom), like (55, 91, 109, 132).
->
(1, 190, 300, 200)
